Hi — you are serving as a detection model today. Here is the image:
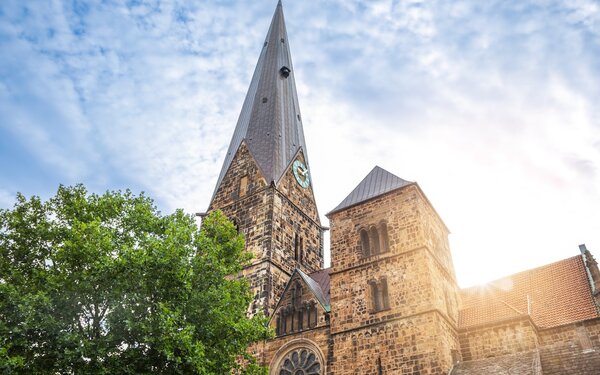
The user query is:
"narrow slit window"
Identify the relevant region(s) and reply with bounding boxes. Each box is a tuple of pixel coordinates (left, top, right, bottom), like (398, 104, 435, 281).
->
(239, 176, 248, 197)
(379, 222, 389, 253)
(360, 229, 370, 257)
(369, 227, 380, 255)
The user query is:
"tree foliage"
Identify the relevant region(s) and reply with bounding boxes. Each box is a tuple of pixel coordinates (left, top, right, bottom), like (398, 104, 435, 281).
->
(0, 185, 269, 374)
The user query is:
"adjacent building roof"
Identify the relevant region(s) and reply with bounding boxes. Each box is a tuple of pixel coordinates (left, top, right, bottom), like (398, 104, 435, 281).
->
(459, 255, 599, 329)
(327, 166, 412, 216)
(298, 268, 331, 312)
(309, 268, 331, 307)
(212, 0, 309, 197)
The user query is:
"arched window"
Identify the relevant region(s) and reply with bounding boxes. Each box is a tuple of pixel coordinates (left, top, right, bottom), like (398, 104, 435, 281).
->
(369, 278, 390, 312)
(360, 229, 370, 257)
(308, 301, 318, 328)
(369, 226, 380, 255)
(380, 278, 390, 310)
(369, 280, 380, 311)
(379, 222, 389, 253)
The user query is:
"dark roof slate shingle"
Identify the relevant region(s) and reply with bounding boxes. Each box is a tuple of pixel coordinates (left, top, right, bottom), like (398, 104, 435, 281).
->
(212, 1, 308, 198)
(327, 166, 412, 216)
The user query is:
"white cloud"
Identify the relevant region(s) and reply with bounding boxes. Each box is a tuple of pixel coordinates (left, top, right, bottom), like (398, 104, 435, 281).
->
(1, 0, 599, 287)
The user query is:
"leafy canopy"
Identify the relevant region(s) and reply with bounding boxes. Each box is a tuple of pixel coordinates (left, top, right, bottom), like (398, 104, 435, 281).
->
(0, 184, 269, 374)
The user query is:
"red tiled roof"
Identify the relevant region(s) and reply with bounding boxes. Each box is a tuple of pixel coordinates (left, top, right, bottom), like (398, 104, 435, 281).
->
(459, 255, 599, 329)
(309, 268, 331, 305)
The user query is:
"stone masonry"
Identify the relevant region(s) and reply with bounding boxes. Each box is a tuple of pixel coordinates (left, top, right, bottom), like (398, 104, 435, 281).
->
(206, 2, 600, 374)
(326, 183, 460, 374)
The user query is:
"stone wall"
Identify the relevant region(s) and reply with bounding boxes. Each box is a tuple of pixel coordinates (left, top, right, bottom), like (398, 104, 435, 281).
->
(539, 318, 600, 374)
(459, 317, 539, 361)
(328, 184, 460, 374)
(260, 327, 331, 375)
(450, 350, 542, 375)
(330, 312, 456, 374)
(209, 142, 323, 316)
(330, 249, 435, 333)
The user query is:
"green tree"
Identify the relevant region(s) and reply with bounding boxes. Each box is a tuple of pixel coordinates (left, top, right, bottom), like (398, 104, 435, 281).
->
(0, 185, 269, 374)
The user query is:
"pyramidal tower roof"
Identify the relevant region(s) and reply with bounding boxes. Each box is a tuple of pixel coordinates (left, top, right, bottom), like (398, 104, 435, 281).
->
(328, 166, 413, 216)
(213, 1, 308, 194)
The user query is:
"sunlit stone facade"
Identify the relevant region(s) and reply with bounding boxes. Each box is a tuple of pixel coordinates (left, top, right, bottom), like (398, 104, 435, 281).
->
(207, 2, 600, 374)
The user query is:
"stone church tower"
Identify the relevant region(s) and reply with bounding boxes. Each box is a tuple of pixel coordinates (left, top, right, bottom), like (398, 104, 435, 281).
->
(208, 1, 324, 317)
(326, 167, 460, 373)
(207, 2, 600, 374)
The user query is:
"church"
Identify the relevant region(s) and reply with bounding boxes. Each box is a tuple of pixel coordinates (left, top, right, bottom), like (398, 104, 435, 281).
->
(206, 2, 600, 374)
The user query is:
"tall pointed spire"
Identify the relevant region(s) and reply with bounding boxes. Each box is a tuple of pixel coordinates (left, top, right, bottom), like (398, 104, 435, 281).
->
(213, 1, 308, 195)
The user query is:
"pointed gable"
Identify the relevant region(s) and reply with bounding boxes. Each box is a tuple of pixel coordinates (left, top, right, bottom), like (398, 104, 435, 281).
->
(273, 268, 332, 317)
(212, 1, 309, 198)
(327, 166, 413, 216)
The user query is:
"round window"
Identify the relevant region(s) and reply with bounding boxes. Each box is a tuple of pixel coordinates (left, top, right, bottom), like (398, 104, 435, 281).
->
(278, 348, 321, 375)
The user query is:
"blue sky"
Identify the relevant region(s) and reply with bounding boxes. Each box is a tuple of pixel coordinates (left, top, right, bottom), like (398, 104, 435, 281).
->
(1, 0, 599, 287)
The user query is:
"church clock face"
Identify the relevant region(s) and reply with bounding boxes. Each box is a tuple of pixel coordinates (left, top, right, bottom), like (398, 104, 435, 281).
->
(292, 160, 310, 188)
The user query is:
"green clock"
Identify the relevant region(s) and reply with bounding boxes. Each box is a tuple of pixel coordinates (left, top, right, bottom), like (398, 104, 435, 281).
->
(292, 160, 310, 188)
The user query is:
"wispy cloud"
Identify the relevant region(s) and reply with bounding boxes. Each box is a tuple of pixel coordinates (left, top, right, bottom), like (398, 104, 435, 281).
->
(0, 0, 598, 286)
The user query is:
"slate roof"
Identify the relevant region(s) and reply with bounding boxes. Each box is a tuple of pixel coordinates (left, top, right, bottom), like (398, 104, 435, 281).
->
(459, 255, 599, 329)
(298, 268, 331, 312)
(213, 0, 309, 197)
(309, 268, 331, 306)
(327, 166, 413, 216)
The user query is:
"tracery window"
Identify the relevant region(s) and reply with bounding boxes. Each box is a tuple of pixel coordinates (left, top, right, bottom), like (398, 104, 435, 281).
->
(278, 348, 321, 375)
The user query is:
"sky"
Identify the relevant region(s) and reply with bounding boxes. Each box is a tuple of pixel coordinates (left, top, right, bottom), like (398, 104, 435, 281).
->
(0, 0, 599, 288)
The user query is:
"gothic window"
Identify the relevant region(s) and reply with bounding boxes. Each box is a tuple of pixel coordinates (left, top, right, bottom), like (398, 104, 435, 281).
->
(278, 348, 321, 375)
(360, 229, 370, 257)
(369, 226, 380, 255)
(379, 222, 389, 253)
(369, 278, 390, 312)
